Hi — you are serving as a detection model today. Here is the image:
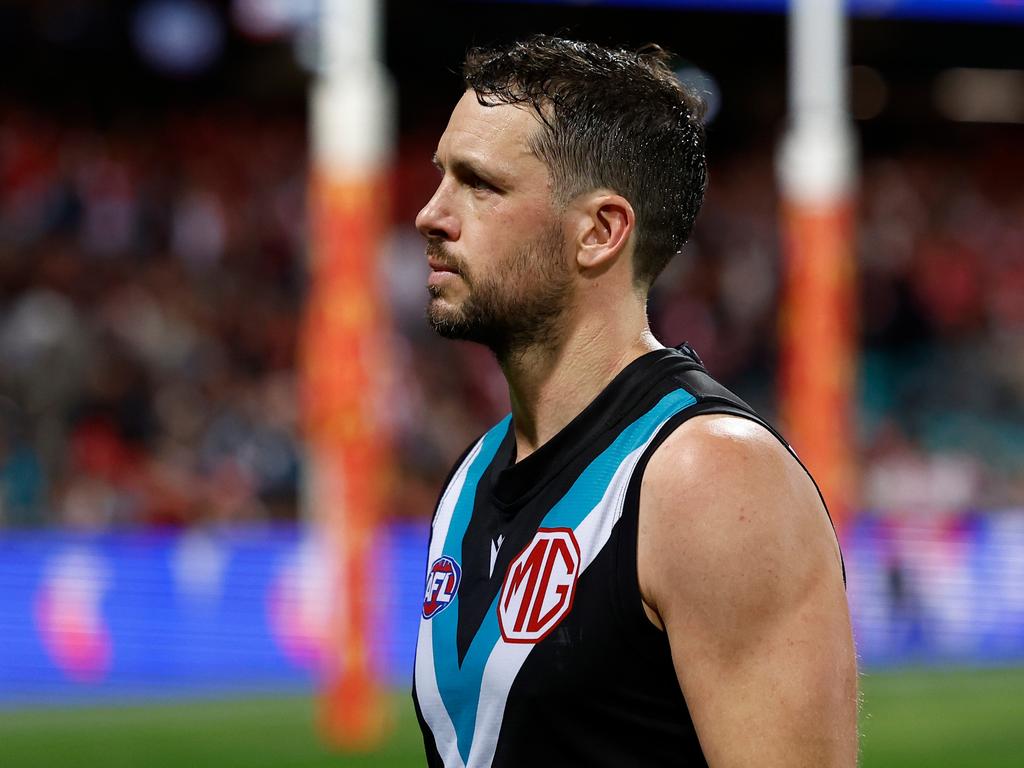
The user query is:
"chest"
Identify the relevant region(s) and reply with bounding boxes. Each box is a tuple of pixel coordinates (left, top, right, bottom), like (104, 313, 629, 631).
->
(415, 390, 698, 765)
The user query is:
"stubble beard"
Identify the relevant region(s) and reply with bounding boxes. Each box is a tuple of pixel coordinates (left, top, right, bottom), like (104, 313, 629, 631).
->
(425, 224, 573, 360)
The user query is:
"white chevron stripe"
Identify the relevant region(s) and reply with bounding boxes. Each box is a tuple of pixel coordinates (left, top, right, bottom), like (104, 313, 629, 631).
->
(464, 416, 674, 767)
(415, 619, 466, 768)
(415, 435, 486, 768)
(430, 437, 486, 551)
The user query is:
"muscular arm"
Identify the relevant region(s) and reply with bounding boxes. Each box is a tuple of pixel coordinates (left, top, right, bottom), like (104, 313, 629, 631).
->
(638, 414, 858, 767)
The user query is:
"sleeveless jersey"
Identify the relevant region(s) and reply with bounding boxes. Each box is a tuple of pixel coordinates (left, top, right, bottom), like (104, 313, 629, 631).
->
(412, 343, 837, 767)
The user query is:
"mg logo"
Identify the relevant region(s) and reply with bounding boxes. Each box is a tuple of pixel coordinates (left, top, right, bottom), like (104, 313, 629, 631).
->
(422, 556, 462, 619)
(499, 528, 581, 643)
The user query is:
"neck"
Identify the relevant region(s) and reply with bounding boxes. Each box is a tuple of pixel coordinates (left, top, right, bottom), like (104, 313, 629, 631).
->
(498, 300, 663, 463)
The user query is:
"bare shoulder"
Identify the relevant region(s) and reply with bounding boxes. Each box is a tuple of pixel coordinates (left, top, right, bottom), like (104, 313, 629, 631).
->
(637, 413, 858, 764)
(637, 412, 844, 631)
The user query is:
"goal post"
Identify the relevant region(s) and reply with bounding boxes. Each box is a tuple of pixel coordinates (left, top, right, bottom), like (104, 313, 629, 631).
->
(777, 0, 858, 531)
(302, 0, 394, 749)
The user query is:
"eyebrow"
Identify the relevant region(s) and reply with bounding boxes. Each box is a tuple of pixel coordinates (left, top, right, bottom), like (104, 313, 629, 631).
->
(432, 152, 506, 187)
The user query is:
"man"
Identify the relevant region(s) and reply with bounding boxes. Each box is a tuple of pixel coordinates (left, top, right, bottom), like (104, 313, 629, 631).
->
(412, 35, 857, 767)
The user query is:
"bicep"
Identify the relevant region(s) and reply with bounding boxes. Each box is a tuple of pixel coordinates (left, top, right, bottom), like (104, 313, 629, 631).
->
(638, 417, 858, 767)
(666, 552, 857, 767)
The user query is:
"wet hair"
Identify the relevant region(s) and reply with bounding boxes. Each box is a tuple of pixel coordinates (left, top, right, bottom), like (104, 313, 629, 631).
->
(463, 34, 708, 290)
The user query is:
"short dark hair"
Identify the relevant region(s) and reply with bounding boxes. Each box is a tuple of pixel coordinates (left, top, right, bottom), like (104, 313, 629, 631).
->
(462, 35, 708, 289)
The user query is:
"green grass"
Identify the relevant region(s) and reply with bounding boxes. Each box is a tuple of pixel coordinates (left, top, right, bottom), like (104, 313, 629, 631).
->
(859, 666, 1024, 767)
(0, 667, 1022, 767)
(0, 693, 424, 768)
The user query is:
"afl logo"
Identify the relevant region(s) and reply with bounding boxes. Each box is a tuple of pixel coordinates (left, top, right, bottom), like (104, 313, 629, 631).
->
(499, 528, 581, 643)
(422, 556, 462, 619)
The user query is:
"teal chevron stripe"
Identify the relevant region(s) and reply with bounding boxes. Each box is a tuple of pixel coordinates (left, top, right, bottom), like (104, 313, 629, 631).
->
(541, 389, 696, 531)
(432, 415, 511, 763)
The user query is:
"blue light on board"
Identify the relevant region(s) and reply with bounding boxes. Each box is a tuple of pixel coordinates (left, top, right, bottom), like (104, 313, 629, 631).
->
(472, 0, 1024, 24)
(3, 515, 1024, 705)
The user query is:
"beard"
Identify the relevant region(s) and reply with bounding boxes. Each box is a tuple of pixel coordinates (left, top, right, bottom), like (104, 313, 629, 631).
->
(425, 223, 573, 358)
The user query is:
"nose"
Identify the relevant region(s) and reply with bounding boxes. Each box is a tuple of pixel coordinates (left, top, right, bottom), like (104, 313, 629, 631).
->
(415, 183, 460, 242)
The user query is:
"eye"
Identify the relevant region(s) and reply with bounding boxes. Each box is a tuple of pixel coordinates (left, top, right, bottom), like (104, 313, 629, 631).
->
(467, 174, 497, 193)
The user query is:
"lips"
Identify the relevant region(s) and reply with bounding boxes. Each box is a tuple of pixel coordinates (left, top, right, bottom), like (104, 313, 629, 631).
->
(428, 258, 459, 274)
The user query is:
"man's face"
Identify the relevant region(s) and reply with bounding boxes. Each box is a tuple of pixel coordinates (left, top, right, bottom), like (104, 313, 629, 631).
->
(415, 91, 574, 356)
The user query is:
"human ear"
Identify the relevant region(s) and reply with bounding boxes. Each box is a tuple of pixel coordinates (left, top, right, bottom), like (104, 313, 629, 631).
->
(576, 193, 635, 270)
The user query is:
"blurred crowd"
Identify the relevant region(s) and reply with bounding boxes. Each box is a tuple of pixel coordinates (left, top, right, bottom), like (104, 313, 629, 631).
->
(647, 140, 1024, 513)
(0, 108, 1021, 528)
(0, 106, 307, 527)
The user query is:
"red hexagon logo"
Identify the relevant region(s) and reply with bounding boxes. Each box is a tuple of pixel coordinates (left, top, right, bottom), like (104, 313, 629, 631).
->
(498, 528, 581, 643)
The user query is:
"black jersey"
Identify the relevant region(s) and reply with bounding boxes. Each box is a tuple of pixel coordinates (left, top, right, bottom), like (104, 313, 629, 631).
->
(413, 343, 831, 766)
